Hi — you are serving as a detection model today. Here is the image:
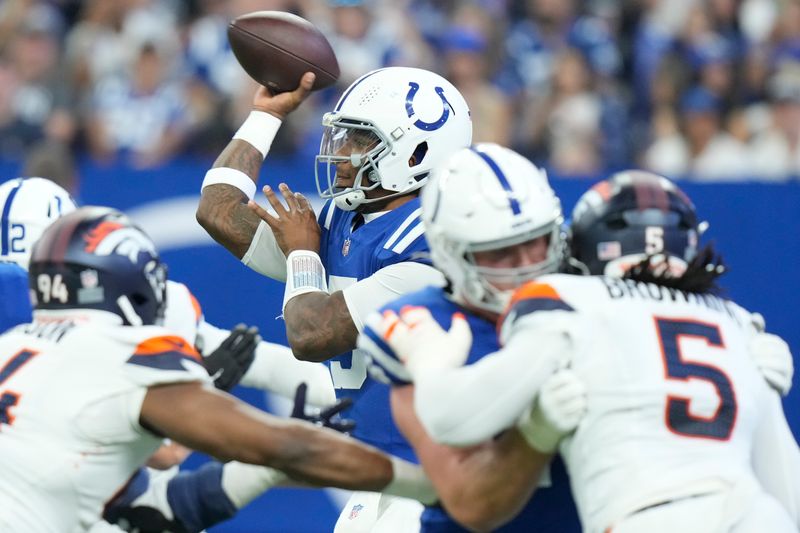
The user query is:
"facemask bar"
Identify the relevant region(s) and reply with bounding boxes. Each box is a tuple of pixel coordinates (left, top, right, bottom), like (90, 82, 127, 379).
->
(457, 217, 565, 314)
(315, 114, 391, 204)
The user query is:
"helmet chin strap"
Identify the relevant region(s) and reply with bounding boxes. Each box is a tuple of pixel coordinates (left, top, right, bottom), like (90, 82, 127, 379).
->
(334, 189, 366, 211)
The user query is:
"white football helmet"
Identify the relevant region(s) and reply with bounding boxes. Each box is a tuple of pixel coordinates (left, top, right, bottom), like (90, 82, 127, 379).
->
(422, 144, 564, 314)
(0, 177, 77, 270)
(316, 67, 472, 211)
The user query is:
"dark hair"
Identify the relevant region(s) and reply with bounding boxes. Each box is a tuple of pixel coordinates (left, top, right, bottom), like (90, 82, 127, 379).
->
(623, 243, 726, 295)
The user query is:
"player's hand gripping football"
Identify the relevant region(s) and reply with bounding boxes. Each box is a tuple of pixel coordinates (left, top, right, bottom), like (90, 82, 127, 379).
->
(517, 369, 588, 454)
(749, 313, 793, 396)
(253, 71, 315, 120)
(247, 183, 321, 255)
(202, 324, 260, 391)
(291, 383, 356, 434)
(377, 306, 472, 380)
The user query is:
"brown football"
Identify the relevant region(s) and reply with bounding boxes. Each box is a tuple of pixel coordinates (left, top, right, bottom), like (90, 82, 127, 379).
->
(228, 11, 340, 93)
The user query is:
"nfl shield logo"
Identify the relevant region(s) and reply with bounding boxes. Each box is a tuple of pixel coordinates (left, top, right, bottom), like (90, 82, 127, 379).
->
(342, 238, 351, 257)
(80, 269, 99, 288)
(348, 503, 364, 520)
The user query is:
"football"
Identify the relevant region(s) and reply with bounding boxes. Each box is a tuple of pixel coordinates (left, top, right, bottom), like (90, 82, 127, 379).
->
(228, 11, 340, 93)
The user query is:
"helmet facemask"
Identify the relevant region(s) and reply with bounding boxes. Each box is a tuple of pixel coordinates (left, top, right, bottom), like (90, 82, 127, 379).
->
(316, 115, 393, 211)
(436, 218, 565, 315)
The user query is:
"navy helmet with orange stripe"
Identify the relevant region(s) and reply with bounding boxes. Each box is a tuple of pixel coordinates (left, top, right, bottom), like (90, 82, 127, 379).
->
(569, 171, 701, 276)
(28, 206, 167, 326)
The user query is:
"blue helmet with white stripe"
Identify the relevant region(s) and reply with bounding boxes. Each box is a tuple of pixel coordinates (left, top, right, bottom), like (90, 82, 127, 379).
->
(316, 67, 472, 211)
(0, 177, 77, 270)
(421, 144, 564, 314)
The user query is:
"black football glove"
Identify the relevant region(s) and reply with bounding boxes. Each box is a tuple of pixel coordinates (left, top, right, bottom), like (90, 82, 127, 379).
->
(202, 324, 259, 391)
(291, 382, 356, 434)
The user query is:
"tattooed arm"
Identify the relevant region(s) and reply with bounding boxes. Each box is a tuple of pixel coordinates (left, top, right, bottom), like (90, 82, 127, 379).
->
(196, 141, 264, 258)
(284, 291, 358, 362)
(196, 73, 316, 259)
(277, 262, 443, 362)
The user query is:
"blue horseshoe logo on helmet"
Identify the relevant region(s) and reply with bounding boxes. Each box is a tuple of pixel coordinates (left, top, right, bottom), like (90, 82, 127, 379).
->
(405, 82, 454, 131)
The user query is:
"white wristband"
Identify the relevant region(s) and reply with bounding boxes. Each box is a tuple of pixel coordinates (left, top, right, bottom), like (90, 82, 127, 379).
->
(283, 250, 329, 313)
(383, 456, 438, 505)
(233, 110, 282, 159)
(221, 462, 288, 509)
(201, 167, 258, 200)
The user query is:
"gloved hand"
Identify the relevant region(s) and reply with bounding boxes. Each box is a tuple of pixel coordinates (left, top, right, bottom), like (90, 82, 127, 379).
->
(374, 306, 472, 380)
(291, 383, 356, 434)
(103, 467, 188, 533)
(517, 369, 587, 454)
(750, 332, 794, 396)
(202, 324, 259, 391)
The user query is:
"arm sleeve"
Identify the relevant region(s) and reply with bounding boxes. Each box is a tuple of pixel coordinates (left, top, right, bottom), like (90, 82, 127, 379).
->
(342, 262, 445, 332)
(240, 341, 336, 406)
(240, 221, 287, 281)
(414, 314, 572, 447)
(751, 390, 800, 522)
(196, 320, 335, 406)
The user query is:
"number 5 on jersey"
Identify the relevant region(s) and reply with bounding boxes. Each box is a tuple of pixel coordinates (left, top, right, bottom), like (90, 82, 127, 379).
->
(0, 349, 39, 427)
(655, 318, 737, 441)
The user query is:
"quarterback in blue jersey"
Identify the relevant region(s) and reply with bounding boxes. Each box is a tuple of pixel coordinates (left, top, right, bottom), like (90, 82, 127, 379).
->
(0, 177, 77, 333)
(358, 144, 582, 532)
(197, 66, 473, 529)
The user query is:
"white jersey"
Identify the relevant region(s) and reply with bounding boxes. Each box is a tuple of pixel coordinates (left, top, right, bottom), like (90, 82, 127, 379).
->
(0, 312, 209, 532)
(413, 274, 795, 533)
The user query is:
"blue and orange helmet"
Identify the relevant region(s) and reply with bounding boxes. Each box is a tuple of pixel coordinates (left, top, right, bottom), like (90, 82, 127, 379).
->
(28, 206, 167, 326)
(570, 171, 700, 276)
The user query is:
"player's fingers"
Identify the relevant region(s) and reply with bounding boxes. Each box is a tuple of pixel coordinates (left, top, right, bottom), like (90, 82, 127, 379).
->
(296, 72, 316, 97)
(294, 191, 313, 212)
(379, 310, 403, 341)
(448, 312, 473, 352)
(261, 185, 289, 217)
(750, 312, 766, 333)
(247, 199, 281, 228)
(278, 183, 301, 212)
(320, 397, 353, 418)
(399, 306, 435, 329)
(291, 383, 308, 418)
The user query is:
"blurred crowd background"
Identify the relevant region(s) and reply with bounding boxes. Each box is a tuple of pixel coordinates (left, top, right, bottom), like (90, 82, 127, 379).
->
(3, 0, 800, 183)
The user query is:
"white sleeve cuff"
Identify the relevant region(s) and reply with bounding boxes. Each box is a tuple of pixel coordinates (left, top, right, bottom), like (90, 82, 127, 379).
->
(201, 167, 258, 200)
(232, 110, 282, 159)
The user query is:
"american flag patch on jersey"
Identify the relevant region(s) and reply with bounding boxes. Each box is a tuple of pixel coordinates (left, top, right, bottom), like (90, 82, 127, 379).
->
(597, 241, 621, 261)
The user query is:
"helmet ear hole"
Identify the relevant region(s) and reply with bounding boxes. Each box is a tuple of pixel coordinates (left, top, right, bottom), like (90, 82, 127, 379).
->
(410, 142, 429, 167)
(130, 292, 149, 306)
(605, 215, 627, 230)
